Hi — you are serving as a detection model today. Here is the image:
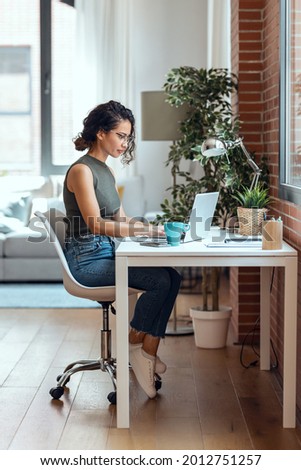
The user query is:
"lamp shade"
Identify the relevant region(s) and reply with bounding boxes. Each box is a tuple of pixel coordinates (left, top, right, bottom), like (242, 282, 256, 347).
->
(141, 91, 188, 141)
(201, 137, 227, 157)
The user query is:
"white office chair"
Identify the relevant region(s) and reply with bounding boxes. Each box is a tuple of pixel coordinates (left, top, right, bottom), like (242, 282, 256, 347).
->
(35, 210, 161, 404)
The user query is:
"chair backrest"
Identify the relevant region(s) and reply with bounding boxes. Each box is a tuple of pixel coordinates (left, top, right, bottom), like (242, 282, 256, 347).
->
(47, 208, 67, 248)
(35, 209, 71, 276)
(34, 210, 116, 302)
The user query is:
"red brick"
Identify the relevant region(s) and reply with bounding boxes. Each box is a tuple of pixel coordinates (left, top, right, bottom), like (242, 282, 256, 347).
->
(240, 31, 262, 41)
(239, 0, 265, 7)
(239, 11, 262, 21)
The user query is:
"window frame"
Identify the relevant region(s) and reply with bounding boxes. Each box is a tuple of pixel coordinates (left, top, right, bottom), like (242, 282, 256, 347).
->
(0, 46, 33, 170)
(279, 0, 301, 204)
(40, 0, 74, 176)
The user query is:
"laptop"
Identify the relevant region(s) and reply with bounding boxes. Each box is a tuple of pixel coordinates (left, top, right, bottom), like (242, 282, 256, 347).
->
(136, 192, 219, 245)
(184, 192, 219, 242)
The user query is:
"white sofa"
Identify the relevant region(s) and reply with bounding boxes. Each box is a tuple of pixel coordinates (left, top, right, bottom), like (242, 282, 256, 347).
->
(0, 174, 145, 282)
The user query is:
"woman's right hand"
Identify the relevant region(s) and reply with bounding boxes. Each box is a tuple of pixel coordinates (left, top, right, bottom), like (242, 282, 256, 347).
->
(146, 224, 165, 238)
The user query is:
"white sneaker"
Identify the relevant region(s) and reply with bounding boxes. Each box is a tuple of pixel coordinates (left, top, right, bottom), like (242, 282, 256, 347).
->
(129, 345, 156, 398)
(155, 356, 167, 374)
(129, 343, 167, 374)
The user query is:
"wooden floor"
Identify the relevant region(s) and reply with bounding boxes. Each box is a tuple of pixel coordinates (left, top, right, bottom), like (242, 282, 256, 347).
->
(0, 276, 300, 450)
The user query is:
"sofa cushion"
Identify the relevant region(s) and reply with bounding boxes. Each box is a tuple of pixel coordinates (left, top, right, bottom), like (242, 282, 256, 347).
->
(0, 233, 5, 257)
(0, 176, 46, 193)
(3, 258, 62, 281)
(3, 228, 58, 258)
(0, 258, 3, 281)
(0, 215, 25, 234)
(30, 196, 66, 218)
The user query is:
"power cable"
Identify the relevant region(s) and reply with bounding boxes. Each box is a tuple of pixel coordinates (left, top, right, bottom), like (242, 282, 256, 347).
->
(239, 267, 278, 369)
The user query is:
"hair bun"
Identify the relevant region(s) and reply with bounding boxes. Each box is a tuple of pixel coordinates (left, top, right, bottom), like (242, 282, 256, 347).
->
(73, 135, 88, 151)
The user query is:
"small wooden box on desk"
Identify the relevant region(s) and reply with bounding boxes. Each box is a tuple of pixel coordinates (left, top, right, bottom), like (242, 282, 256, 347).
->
(262, 219, 283, 250)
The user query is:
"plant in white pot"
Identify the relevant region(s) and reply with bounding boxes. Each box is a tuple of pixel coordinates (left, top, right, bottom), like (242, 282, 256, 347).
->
(189, 270, 233, 349)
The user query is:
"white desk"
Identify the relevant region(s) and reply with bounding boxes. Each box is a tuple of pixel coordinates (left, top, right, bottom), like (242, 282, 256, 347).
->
(115, 240, 297, 428)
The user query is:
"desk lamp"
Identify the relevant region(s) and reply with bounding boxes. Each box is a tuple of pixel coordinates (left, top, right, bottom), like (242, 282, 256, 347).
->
(201, 137, 262, 190)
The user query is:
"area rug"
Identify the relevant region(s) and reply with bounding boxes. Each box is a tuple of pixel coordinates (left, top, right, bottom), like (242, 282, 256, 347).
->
(0, 283, 97, 308)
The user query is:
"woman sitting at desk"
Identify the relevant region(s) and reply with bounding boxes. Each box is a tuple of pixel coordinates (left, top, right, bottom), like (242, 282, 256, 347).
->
(63, 100, 181, 399)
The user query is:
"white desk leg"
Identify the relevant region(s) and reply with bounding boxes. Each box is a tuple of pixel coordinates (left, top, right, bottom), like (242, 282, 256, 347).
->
(283, 256, 297, 428)
(115, 256, 130, 428)
(260, 266, 271, 370)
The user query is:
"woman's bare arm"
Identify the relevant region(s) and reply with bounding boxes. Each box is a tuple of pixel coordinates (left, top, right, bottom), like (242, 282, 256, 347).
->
(67, 164, 164, 237)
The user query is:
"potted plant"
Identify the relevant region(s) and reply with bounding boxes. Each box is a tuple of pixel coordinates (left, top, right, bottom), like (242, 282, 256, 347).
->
(233, 184, 271, 236)
(155, 66, 269, 316)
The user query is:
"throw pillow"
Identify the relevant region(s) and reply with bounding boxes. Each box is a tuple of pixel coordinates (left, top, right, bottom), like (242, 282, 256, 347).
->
(30, 197, 66, 219)
(0, 215, 25, 234)
(0, 192, 32, 224)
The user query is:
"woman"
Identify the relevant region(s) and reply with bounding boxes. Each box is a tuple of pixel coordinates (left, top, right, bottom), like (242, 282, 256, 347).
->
(63, 100, 181, 399)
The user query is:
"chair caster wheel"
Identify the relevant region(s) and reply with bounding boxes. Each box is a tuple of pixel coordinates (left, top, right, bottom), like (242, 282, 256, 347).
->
(155, 374, 162, 391)
(107, 391, 117, 405)
(49, 386, 64, 399)
(56, 374, 70, 385)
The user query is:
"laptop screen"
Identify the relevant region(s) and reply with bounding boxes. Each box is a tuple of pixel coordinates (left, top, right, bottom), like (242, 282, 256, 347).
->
(184, 192, 219, 242)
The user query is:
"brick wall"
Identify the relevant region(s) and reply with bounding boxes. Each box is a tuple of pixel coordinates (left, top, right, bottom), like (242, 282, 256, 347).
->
(230, 0, 264, 343)
(231, 0, 301, 412)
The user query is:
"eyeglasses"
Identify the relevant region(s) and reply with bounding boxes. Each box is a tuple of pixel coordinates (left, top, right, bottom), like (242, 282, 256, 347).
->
(111, 131, 133, 145)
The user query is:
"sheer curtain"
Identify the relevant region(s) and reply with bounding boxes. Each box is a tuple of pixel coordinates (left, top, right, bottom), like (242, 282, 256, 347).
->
(207, 0, 231, 69)
(189, 0, 231, 181)
(73, 0, 134, 176)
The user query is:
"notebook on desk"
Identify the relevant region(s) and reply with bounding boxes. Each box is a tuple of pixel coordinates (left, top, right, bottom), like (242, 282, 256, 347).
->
(204, 234, 263, 248)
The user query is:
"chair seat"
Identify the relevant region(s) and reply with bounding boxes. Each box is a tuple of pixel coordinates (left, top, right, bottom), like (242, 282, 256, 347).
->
(63, 271, 140, 302)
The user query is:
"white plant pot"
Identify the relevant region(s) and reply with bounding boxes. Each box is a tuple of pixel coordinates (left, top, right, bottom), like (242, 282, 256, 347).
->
(189, 305, 232, 349)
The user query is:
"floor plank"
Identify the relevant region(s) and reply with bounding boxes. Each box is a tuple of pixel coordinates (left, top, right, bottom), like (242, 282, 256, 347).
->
(0, 386, 37, 449)
(9, 367, 81, 450)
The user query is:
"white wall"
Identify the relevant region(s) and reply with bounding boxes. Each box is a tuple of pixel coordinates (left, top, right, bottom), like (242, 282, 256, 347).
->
(129, 0, 208, 213)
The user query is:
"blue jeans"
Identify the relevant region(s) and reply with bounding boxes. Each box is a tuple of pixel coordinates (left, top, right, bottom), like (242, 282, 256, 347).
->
(64, 235, 182, 338)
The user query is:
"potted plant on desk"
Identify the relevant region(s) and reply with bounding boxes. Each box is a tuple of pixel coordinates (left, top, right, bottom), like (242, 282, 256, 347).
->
(234, 184, 271, 236)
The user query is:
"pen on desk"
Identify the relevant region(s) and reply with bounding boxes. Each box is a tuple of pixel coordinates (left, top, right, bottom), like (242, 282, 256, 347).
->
(183, 238, 204, 244)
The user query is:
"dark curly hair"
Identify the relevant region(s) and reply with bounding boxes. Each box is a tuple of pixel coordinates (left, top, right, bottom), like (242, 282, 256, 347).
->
(73, 100, 135, 164)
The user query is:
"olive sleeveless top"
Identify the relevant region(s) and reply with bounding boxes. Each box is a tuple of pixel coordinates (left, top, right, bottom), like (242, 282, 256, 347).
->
(63, 154, 120, 237)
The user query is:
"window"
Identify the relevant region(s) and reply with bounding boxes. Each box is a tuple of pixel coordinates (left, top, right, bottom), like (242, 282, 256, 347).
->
(280, 0, 301, 204)
(0, 0, 76, 177)
(41, 0, 77, 175)
(0, 1, 40, 175)
(0, 46, 32, 169)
